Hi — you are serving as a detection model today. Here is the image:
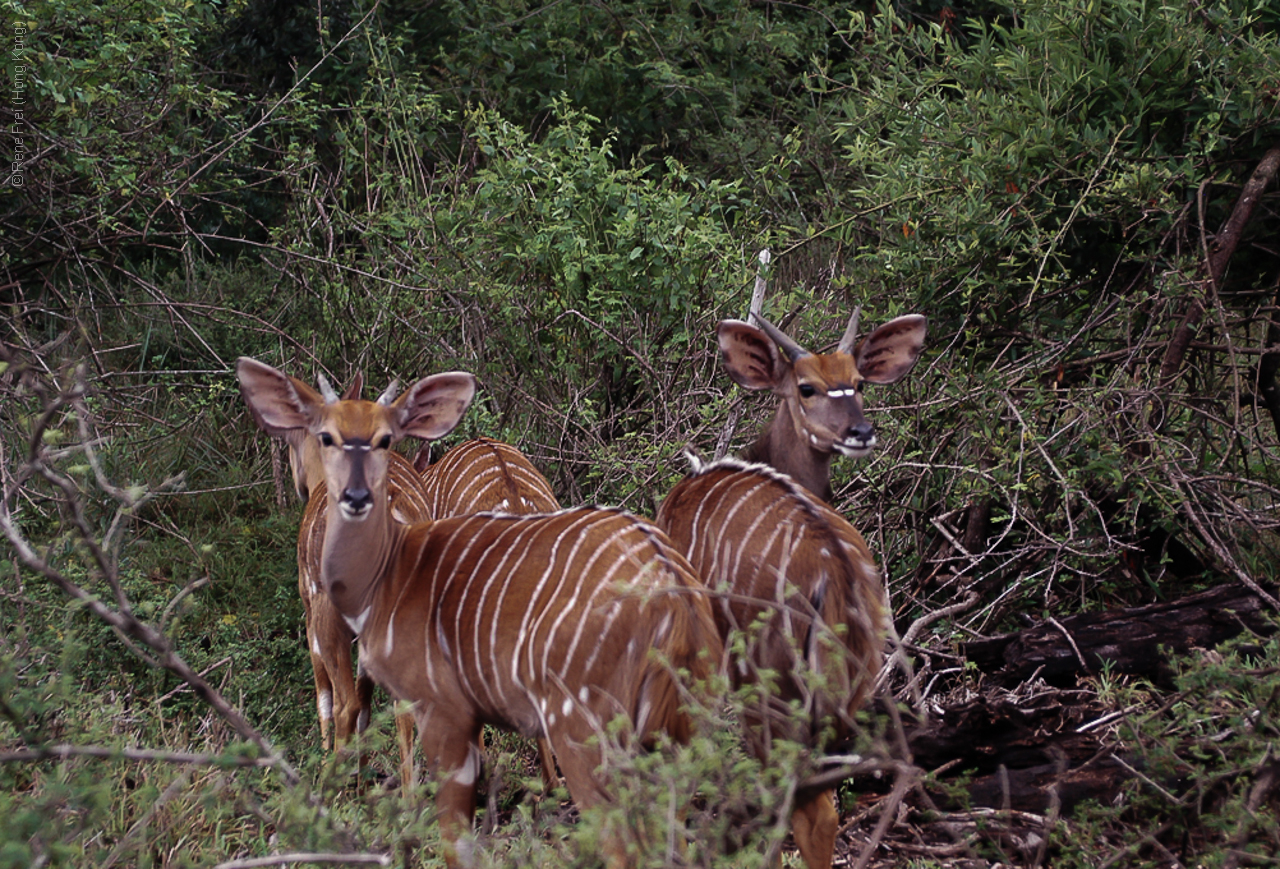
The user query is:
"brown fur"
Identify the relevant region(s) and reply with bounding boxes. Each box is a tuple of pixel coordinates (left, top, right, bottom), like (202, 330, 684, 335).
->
(404, 435, 562, 789)
(237, 357, 721, 869)
(657, 458, 886, 869)
(417, 436, 559, 515)
(296, 451, 429, 788)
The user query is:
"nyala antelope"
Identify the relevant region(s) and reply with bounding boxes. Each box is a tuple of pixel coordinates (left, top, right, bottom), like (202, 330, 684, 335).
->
(410, 434, 563, 789)
(656, 305, 925, 869)
(237, 358, 721, 869)
(251, 371, 425, 788)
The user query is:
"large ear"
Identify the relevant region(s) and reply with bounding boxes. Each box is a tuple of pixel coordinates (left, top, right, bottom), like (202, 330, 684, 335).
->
(390, 372, 477, 441)
(717, 320, 784, 391)
(342, 370, 363, 401)
(855, 315, 927, 385)
(236, 357, 325, 434)
(412, 442, 433, 473)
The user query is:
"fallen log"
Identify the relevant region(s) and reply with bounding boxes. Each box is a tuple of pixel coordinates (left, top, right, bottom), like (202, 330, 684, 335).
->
(961, 582, 1277, 687)
(900, 684, 1130, 814)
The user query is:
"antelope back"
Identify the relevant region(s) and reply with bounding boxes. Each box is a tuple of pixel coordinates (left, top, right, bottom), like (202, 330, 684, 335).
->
(363, 507, 721, 749)
(656, 457, 885, 747)
(416, 437, 560, 516)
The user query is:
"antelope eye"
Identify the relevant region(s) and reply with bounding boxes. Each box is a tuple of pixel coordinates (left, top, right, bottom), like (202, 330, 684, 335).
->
(798, 384, 817, 398)
(376, 435, 392, 450)
(318, 432, 335, 447)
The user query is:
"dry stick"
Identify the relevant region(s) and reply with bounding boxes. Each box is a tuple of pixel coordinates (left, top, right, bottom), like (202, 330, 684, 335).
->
(1029, 750, 1067, 869)
(1164, 466, 1280, 612)
(1161, 145, 1280, 385)
(1097, 821, 1181, 869)
(0, 513, 299, 784)
(0, 377, 300, 785)
(764, 769, 804, 867)
(749, 248, 771, 319)
(100, 769, 192, 869)
(878, 590, 979, 698)
(1221, 753, 1280, 869)
(1110, 753, 1183, 805)
(798, 757, 917, 797)
(213, 855, 391, 869)
(852, 769, 912, 869)
(1208, 146, 1280, 286)
(1046, 616, 1093, 674)
(712, 397, 746, 462)
(0, 744, 280, 769)
(713, 249, 773, 461)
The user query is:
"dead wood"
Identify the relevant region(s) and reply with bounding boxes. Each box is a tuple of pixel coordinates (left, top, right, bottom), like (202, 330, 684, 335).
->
(960, 581, 1277, 687)
(894, 682, 1129, 814)
(1161, 145, 1280, 386)
(836, 582, 1278, 822)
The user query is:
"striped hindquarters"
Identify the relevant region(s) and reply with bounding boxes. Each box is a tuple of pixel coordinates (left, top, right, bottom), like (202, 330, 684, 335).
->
(377, 507, 720, 747)
(656, 458, 886, 743)
(418, 437, 559, 517)
(387, 451, 434, 524)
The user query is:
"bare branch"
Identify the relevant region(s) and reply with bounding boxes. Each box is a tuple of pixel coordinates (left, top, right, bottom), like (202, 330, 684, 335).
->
(0, 744, 281, 770)
(213, 854, 392, 869)
(0, 355, 300, 785)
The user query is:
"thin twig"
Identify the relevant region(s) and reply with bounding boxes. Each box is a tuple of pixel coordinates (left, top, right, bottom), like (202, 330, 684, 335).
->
(213, 854, 391, 869)
(852, 768, 911, 869)
(0, 744, 280, 769)
(1047, 616, 1092, 675)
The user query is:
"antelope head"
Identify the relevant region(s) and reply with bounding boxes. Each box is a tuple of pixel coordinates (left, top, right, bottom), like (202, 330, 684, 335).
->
(716, 309, 926, 499)
(237, 358, 475, 520)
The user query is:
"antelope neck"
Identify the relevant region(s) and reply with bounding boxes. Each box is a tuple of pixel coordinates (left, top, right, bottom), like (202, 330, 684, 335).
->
(743, 403, 835, 503)
(319, 489, 408, 629)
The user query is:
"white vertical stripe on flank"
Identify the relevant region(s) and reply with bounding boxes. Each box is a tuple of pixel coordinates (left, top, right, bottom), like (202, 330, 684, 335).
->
(685, 467, 741, 562)
(635, 695, 652, 736)
(544, 518, 637, 680)
(465, 515, 540, 710)
(485, 517, 547, 704)
(530, 512, 610, 680)
(430, 514, 501, 709)
(514, 510, 600, 688)
(721, 479, 777, 582)
(572, 537, 652, 679)
(692, 474, 765, 588)
(448, 468, 491, 511)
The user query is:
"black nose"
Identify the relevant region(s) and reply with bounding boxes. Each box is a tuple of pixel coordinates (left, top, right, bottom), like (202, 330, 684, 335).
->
(848, 422, 874, 442)
(343, 486, 373, 513)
